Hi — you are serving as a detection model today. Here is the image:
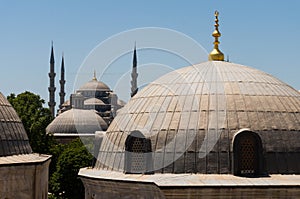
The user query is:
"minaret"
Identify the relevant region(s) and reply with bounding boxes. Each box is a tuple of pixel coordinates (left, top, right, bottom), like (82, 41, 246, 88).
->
(130, 44, 138, 97)
(208, 11, 225, 61)
(59, 54, 66, 109)
(48, 42, 56, 117)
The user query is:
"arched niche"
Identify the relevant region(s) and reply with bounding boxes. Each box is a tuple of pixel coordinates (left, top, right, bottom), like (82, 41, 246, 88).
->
(233, 130, 265, 177)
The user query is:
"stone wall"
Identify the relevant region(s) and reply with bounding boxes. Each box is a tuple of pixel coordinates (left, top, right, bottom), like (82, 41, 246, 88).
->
(80, 177, 165, 199)
(80, 176, 300, 199)
(161, 187, 300, 199)
(0, 159, 51, 199)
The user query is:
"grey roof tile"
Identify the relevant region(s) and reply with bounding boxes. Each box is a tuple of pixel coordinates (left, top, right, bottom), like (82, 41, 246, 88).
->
(0, 93, 32, 156)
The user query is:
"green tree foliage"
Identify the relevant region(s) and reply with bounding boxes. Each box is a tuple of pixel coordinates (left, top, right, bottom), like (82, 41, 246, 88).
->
(7, 91, 54, 154)
(50, 139, 93, 199)
(7, 91, 58, 176)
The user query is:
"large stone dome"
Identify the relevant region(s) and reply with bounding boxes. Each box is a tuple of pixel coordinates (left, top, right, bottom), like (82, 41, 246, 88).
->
(0, 92, 32, 156)
(95, 61, 300, 175)
(46, 108, 108, 134)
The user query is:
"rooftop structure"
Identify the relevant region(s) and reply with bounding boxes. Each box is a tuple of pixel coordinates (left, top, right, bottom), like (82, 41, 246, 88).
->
(79, 11, 300, 199)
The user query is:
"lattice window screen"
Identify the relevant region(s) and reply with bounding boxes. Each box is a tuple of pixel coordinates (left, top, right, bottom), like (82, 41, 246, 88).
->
(240, 135, 256, 174)
(131, 138, 146, 172)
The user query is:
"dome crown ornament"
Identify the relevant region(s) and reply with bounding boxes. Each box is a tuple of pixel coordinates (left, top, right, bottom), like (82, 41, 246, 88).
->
(208, 11, 225, 61)
(92, 70, 97, 81)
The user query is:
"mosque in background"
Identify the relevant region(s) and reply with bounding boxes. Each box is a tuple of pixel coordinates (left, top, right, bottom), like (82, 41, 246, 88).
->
(45, 44, 139, 143)
(78, 11, 300, 198)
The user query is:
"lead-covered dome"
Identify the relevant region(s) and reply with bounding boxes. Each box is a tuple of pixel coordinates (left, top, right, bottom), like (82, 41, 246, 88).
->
(78, 78, 110, 92)
(0, 92, 32, 156)
(84, 98, 105, 106)
(46, 108, 108, 134)
(96, 61, 300, 175)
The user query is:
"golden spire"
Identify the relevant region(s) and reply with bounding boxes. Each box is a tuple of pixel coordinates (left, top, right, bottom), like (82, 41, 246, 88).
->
(92, 70, 97, 81)
(208, 11, 224, 61)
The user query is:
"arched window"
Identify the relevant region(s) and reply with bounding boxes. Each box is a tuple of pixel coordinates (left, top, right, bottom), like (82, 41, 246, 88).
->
(124, 130, 153, 174)
(233, 131, 264, 176)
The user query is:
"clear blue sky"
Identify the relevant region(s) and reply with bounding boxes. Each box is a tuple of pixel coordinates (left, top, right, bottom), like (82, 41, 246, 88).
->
(0, 1, 299, 105)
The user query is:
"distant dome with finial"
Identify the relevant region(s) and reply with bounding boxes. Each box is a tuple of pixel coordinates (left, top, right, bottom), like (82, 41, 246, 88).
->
(78, 71, 110, 92)
(208, 11, 225, 61)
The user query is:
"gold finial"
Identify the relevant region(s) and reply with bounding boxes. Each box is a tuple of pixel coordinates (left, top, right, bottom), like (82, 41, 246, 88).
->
(208, 10, 224, 61)
(92, 70, 97, 81)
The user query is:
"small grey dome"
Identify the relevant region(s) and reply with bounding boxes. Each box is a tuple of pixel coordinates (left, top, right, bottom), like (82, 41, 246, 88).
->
(84, 98, 105, 106)
(46, 108, 108, 134)
(0, 92, 32, 156)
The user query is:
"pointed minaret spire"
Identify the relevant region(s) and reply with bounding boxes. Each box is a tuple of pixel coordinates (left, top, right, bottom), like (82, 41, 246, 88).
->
(208, 11, 225, 61)
(50, 41, 55, 65)
(59, 53, 66, 109)
(133, 42, 137, 67)
(131, 43, 138, 97)
(48, 41, 56, 117)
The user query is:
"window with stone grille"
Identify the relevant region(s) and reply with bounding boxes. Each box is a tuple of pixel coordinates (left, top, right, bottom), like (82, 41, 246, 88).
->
(233, 131, 263, 176)
(130, 138, 146, 172)
(124, 131, 153, 174)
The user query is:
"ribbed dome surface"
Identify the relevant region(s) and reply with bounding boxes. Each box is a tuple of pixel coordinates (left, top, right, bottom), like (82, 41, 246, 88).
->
(0, 92, 32, 156)
(46, 109, 108, 134)
(96, 61, 300, 174)
(78, 79, 110, 92)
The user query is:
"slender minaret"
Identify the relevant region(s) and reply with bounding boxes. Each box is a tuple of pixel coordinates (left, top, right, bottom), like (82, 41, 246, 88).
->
(48, 42, 56, 117)
(130, 44, 138, 97)
(59, 54, 66, 109)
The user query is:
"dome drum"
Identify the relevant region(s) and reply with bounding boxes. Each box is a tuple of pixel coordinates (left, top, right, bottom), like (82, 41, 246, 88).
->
(97, 129, 300, 175)
(77, 90, 110, 100)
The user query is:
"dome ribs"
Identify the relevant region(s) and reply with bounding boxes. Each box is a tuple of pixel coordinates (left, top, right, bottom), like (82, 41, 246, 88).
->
(0, 93, 32, 156)
(95, 61, 300, 175)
